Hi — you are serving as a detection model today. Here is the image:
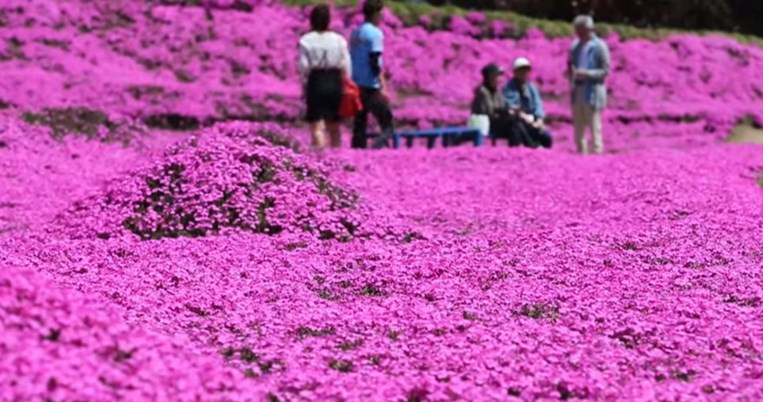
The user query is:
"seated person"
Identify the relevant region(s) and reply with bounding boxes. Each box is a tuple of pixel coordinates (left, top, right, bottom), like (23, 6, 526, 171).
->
(470, 63, 516, 145)
(502, 57, 553, 149)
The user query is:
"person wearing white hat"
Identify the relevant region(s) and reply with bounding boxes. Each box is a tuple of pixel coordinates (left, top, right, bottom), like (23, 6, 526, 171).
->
(513, 57, 531, 71)
(566, 15, 610, 154)
(502, 56, 553, 148)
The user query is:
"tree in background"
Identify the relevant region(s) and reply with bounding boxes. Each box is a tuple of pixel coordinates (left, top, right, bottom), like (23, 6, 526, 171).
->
(418, 0, 762, 36)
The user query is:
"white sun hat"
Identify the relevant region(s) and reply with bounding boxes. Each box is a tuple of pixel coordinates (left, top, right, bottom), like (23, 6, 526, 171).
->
(513, 57, 532, 71)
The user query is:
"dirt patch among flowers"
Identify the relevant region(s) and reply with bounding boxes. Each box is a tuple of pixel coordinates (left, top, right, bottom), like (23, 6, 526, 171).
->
(727, 122, 763, 144)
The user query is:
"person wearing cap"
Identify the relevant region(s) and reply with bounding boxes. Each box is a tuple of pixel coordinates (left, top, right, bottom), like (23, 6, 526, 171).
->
(566, 15, 610, 154)
(470, 63, 517, 145)
(471, 63, 506, 118)
(502, 57, 553, 149)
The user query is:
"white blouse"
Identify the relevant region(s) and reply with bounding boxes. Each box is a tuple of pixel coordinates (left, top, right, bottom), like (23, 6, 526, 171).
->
(298, 31, 351, 84)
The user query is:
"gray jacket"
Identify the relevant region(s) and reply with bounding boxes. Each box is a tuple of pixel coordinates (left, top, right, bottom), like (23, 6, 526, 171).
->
(568, 35, 610, 109)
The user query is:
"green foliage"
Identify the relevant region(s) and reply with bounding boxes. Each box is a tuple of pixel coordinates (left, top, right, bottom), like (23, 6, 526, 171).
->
(284, 241, 308, 251)
(239, 347, 259, 363)
(402, 231, 424, 243)
(43, 328, 62, 342)
(185, 304, 210, 317)
(318, 289, 339, 301)
(144, 113, 200, 131)
(361, 284, 384, 296)
(518, 303, 560, 320)
(462, 310, 478, 321)
(22, 107, 121, 141)
(368, 354, 383, 365)
(4, 37, 27, 60)
(338, 339, 364, 351)
(174, 69, 196, 83)
(328, 359, 354, 373)
(671, 369, 696, 382)
(40, 38, 70, 51)
(296, 325, 336, 339)
(113, 348, 134, 363)
(256, 128, 303, 153)
(282, 0, 763, 46)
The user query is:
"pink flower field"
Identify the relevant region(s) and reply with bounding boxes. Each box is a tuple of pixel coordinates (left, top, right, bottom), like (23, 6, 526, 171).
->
(1, 0, 763, 401)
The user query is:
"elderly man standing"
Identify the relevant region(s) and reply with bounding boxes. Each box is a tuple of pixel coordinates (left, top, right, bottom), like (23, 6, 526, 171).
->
(567, 15, 610, 154)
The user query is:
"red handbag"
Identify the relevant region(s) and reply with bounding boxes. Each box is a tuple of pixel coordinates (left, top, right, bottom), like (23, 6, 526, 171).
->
(339, 76, 363, 119)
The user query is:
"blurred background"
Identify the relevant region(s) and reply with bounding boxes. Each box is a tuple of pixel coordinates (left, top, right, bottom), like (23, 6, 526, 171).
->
(405, 0, 763, 36)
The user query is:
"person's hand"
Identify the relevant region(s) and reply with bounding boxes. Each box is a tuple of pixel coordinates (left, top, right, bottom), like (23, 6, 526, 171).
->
(533, 120, 545, 129)
(379, 89, 391, 104)
(574, 69, 590, 80)
(508, 107, 519, 116)
(520, 112, 534, 125)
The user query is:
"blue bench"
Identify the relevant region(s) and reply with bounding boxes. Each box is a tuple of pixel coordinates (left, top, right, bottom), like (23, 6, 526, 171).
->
(367, 127, 484, 149)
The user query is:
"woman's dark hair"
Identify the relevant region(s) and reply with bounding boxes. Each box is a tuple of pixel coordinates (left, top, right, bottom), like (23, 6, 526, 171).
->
(363, 0, 384, 21)
(310, 4, 330, 32)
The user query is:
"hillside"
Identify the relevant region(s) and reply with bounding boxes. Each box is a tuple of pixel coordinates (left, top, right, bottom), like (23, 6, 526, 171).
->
(2, 0, 763, 149)
(1, 1, 763, 401)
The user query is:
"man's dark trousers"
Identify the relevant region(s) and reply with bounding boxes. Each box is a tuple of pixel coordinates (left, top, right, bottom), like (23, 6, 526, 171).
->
(351, 87, 394, 149)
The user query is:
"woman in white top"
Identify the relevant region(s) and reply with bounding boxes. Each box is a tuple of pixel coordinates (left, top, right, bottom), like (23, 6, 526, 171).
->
(298, 5, 352, 149)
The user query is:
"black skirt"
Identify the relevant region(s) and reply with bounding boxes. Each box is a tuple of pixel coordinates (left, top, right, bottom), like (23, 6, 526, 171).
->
(305, 68, 343, 123)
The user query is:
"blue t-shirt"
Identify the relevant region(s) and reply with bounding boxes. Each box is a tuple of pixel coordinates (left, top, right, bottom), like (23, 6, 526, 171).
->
(350, 22, 384, 89)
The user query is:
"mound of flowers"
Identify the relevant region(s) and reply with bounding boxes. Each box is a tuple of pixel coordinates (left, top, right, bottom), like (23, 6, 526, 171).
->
(53, 122, 401, 241)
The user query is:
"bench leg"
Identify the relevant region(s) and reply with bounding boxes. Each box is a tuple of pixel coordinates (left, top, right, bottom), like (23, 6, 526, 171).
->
(427, 137, 437, 149)
(393, 134, 400, 149)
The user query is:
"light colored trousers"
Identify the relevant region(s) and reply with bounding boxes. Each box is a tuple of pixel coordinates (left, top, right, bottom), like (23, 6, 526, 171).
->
(573, 87, 604, 154)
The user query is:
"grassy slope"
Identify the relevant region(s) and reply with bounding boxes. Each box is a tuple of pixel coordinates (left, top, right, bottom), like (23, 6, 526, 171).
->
(282, 0, 763, 46)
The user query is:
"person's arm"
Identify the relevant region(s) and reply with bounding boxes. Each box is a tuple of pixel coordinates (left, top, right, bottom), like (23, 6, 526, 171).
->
(370, 52, 382, 77)
(298, 40, 310, 88)
(586, 41, 610, 80)
(506, 85, 533, 123)
(533, 85, 545, 120)
(340, 37, 352, 78)
(378, 69, 388, 93)
(565, 41, 576, 80)
(532, 99, 545, 128)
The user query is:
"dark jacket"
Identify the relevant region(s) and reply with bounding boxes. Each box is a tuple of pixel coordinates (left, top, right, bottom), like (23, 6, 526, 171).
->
(470, 85, 506, 118)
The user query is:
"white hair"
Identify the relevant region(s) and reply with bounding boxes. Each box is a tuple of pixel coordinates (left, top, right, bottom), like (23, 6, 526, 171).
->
(573, 15, 594, 29)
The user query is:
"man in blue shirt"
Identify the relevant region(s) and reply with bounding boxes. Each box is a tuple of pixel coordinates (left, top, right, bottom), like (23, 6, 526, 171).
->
(502, 57, 553, 148)
(350, 0, 394, 149)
